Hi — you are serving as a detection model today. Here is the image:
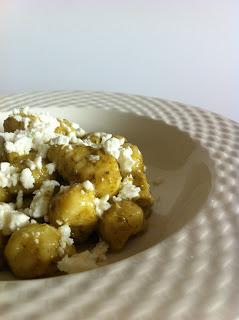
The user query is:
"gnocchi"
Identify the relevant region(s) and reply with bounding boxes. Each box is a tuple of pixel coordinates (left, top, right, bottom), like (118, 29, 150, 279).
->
(47, 145, 121, 197)
(5, 224, 75, 278)
(0, 232, 7, 270)
(0, 108, 154, 278)
(99, 200, 145, 251)
(48, 183, 98, 242)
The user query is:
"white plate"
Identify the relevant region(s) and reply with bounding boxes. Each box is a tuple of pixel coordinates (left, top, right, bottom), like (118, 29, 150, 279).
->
(0, 91, 239, 320)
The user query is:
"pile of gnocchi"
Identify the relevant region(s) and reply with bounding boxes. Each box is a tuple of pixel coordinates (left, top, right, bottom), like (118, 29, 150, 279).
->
(0, 108, 153, 279)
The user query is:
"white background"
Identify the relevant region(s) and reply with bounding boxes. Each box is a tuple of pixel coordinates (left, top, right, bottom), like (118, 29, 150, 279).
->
(0, 1, 238, 121)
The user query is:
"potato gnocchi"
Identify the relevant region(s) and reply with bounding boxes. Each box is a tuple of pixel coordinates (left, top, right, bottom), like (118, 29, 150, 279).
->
(0, 108, 154, 279)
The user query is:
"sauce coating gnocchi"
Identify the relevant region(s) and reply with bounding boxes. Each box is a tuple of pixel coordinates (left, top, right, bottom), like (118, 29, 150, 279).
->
(0, 109, 154, 278)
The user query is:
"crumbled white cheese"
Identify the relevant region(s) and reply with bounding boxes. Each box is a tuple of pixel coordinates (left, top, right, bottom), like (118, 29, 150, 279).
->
(81, 133, 113, 149)
(94, 195, 111, 217)
(57, 241, 108, 273)
(36, 114, 60, 138)
(91, 240, 109, 261)
(77, 128, 86, 137)
(0, 203, 30, 235)
(102, 137, 125, 159)
(99, 135, 135, 174)
(20, 168, 35, 189)
(95, 132, 112, 143)
(12, 115, 22, 122)
(0, 109, 61, 160)
(22, 117, 30, 129)
(72, 122, 80, 130)
(50, 135, 70, 146)
(28, 180, 59, 218)
(56, 219, 63, 226)
(60, 121, 72, 133)
(82, 180, 95, 191)
(16, 190, 24, 209)
(0, 132, 14, 142)
(40, 144, 51, 159)
(88, 154, 100, 162)
(27, 155, 43, 171)
(58, 224, 74, 256)
(68, 132, 78, 143)
(118, 146, 135, 174)
(12, 114, 30, 129)
(5, 135, 32, 156)
(113, 176, 141, 202)
(59, 185, 70, 194)
(58, 251, 97, 273)
(34, 156, 42, 169)
(12, 106, 30, 115)
(50, 131, 80, 146)
(82, 138, 99, 149)
(26, 160, 36, 171)
(0, 162, 19, 188)
(46, 163, 56, 175)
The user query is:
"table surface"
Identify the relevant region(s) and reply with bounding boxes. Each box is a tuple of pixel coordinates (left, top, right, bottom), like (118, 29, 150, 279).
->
(0, 1, 238, 122)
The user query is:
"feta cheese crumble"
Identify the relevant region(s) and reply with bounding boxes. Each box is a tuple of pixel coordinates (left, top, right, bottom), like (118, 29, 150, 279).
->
(12, 106, 30, 115)
(34, 156, 43, 169)
(46, 163, 56, 175)
(57, 241, 108, 273)
(56, 219, 63, 226)
(94, 195, 111, 217)
(113, 176, 141, 202)
(0, 108, 62, 160)
(5, 135, 32, 156)
(88, 154, 100, 162)
(27, 180, 59, 218)
(58, 224, 74, 256)
(27, 156, 43, 171)
(16, 190, 24, 209)
(59, 185, 70, 194)
(118, 146, 135, 174)
(99, 135, 135, 174)
(26, 160, 36, 171)
(102, 137, 125, 159)
(82, 180, 95, 191)
(50, 135, 70, 146)
(11, 111, 31, 129)
(20, 168, 35, 189)
(0, 162, 19, 188)
(71, 122, 80, 130)
(94, 132, 112, 141)
(0, 203, 30, 236)
(77, 128, 86, 137)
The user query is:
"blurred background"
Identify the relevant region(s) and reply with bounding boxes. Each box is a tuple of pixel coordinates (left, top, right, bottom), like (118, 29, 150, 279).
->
(0, 0, 238, 120)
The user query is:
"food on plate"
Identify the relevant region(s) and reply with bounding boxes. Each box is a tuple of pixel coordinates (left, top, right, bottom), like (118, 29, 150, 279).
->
(0, 187, 12, 203)
(0, 232, 7, 270)
(99, 200, 145, 251)
(132, 171, 154, 208)
(48, 183, 98, 242)
(5, 223, 75, 278)
(47, 145, 121, 197)
(0, 107, 154, 279)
